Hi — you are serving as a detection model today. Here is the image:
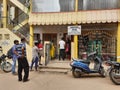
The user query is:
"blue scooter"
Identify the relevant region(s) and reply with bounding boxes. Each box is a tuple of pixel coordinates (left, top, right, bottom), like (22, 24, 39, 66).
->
(70, 51, 106, 78)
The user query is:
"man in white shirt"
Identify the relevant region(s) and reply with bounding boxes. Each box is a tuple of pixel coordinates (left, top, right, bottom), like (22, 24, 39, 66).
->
(59, 37, 65, 60)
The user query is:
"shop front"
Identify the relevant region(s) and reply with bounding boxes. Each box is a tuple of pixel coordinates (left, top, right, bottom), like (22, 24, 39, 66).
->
(33, 23, 117, 62)
(78, 23, 117, 60)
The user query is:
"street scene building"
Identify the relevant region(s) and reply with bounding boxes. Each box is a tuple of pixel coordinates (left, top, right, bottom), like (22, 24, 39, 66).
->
(0, 0, 120, 63)
(1, 0, 120, 89)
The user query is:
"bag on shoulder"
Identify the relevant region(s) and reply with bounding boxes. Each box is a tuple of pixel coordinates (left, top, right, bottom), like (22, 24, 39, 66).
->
(65, 44, 69, 52)
(7, 47, 13, 59)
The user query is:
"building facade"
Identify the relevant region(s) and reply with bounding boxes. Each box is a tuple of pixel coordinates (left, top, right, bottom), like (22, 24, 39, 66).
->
(29, 0, 120, 61)
(0, 0, 120, 62)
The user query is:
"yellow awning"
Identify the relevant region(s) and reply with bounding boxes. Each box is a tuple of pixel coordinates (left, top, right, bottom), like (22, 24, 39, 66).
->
(29, 9, 120, 25)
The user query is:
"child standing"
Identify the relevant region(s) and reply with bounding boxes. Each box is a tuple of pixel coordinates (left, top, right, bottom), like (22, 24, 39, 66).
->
(30, 42, 39, 71)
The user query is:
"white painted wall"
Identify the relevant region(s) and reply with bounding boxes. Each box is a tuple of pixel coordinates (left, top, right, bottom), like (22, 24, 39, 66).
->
(0, 28, 32, 62)
(34, 26, 67, 44)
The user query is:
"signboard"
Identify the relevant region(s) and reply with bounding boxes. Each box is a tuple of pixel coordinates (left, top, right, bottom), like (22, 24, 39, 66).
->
(68, 26, 81, 35)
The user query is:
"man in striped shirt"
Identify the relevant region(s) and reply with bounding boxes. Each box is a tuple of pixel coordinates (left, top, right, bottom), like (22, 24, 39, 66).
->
(16, 38, 29, 82)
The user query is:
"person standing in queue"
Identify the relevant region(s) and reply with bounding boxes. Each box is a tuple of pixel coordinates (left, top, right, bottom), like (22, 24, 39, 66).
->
(30, 42, 39, 71)
(65, 37, 71, 60)
(11, 40, 19, 75)
(37, 40, 43, 65)
(59, 37, 65, 60)
(16, 38, 29, 82)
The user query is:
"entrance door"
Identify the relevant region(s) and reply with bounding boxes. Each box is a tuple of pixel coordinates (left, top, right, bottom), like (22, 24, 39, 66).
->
(43, 33, 57, 59)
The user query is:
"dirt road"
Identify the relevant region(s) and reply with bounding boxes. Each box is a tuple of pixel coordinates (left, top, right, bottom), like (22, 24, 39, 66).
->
(0, 70, 119, 90)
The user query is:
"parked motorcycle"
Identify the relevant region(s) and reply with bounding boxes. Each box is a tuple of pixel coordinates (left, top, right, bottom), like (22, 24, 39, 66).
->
(105, 60, 120, 85)
(70, 51, 106, 78)
(0, 54, 12, 72)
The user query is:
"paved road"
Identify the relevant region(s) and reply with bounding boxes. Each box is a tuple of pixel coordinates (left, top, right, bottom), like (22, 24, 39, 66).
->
(0, 70, 119, 90)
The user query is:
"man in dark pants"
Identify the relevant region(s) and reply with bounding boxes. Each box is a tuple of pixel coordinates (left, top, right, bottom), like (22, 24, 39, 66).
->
(16, 38, 29, 82)
(59, 37, 65, 60)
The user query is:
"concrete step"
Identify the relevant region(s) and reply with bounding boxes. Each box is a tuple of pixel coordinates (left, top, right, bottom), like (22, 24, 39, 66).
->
(39, 65, 70, 70)
(13, 19, 28, 31)
(45, 60, 71, 69)
(39, 68, 71, 74)
(38, 60, 71, 74)
(39, 65, 71, 74)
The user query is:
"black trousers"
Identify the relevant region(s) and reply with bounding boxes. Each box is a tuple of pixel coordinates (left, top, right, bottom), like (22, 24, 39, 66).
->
(59, 49, 65, 60)
(18, 57, 29, 81)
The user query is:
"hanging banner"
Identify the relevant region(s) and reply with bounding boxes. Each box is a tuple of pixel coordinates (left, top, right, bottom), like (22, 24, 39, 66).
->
(68, 26, 81, 35)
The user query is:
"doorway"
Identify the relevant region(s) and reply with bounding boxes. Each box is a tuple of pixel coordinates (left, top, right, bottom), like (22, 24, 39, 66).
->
(43, 33, 57, 59)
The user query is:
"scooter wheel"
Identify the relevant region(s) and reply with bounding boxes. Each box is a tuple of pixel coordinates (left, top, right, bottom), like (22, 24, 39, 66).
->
(72, 68, 81, 78)
(2, 62, 12, 73)
(100, 67, 106, 77)
(109, 68, 120, 85)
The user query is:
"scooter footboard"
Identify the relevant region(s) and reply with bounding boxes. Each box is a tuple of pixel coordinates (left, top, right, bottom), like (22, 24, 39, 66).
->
(71, 61, 91, 72)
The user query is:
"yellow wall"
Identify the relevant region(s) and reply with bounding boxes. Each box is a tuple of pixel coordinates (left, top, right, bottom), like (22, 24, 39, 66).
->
(117, 23, 120, 62)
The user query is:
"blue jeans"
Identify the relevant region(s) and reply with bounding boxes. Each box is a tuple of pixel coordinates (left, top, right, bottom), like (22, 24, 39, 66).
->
(12, 56, 17, 73)
(30, 56, 39, 70)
